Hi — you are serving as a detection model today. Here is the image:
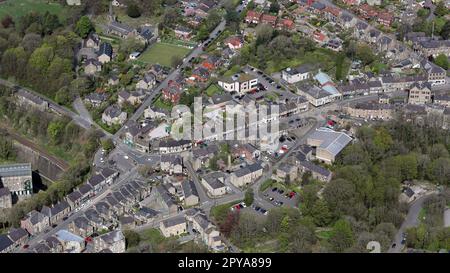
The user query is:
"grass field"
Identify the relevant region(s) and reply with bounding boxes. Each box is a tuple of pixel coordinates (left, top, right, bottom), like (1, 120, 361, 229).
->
(0, 0, 68, 20)
(139, 43, 191, 67)
(205, 84, 222, 97)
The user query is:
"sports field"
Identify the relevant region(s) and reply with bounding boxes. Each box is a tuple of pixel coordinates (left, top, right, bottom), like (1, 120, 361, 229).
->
(0, 0, 68, 20)
(139, 43, 191, 67)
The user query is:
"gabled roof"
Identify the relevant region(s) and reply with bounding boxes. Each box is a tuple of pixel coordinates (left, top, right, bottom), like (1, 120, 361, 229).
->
(308, 127, 352, 157)
(98, 42, 113, 57)
(0, 235, 14, 252)
(182, 180, 198, 198)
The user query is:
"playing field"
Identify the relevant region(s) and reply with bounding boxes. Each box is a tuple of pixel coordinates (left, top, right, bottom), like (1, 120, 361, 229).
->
(139, 43, 191, 67)
(0, 0, 68, 20)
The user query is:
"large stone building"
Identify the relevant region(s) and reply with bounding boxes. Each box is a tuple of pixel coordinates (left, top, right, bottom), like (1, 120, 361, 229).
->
(0, 163, 33, 201)
(344, 101, 394, 120)
(306, 128, 352, 164)
(408, 82, 432, 105)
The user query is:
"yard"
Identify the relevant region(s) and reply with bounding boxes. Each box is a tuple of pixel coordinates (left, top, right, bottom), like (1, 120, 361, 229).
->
(263, 48, 351, 77)
(0, 0, 69, 20)
(205, 84, 222, 97)
(139, 43, 191, 67)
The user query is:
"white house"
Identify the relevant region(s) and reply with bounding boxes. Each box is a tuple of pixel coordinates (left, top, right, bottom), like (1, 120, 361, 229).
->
(281, 64, 314, 84)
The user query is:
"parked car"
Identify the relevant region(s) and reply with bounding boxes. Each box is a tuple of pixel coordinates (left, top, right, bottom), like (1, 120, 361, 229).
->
(271, 187, 278, 192)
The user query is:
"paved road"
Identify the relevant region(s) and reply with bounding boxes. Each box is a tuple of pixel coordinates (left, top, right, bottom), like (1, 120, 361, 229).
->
(0, 78, 110, 136)
(388, 192, 437, 253)
(73, 97, 94, 124)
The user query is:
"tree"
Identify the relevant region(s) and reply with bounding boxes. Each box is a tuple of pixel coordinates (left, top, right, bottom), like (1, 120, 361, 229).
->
(47, 120, 65, 144)
(356, 44, 376, 65)
(75, 16, 94, 39)
(255, 24, 273, 46)
(269, 2, 280, 14)
(22, 33, 42, 53)
(441, 20, 450, 39)
(311, 199, 332, 227)
(101, 138, 115, 152)
(0, 134, 16, 161)
(55, 87, 72, 105)
(124, 230, 141, 248)
(434, 54, 449, 70)
(244, 188, 254, 206)
(171, 55, 183, 68)
(127, 4, 142, 18)
(417, 8, 430, 19)
(1, 15, 14, 28)
(329, 219, 355, 252)
(434, 2, 449, 17)
(161, 7, 179, 28)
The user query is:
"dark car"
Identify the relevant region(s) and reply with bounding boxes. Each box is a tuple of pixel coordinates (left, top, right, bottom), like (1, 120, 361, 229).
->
(277, 189, 284, 194)
(276, 85, 282, 89)
(254, 206, 261, 211)
(257, 71, 263, 75)
(23, 244, 29, 249)
(260, 208, 267, 214)
(272, 187, 278, 192)
(391, 243, 397, 248)
(51, 224, 57, 228)
(62, 216, 68, 221)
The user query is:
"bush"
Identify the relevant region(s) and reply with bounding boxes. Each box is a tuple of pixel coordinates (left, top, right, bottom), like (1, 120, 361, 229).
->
(127, 4, 141, 18)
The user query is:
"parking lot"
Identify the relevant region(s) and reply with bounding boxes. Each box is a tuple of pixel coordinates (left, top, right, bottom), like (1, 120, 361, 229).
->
(262, 187, 298, 208)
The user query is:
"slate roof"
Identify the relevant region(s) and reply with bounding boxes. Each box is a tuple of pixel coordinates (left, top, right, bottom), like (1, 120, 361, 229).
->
(182, 180, 198, 198)
(0, 234, 14, 252)
(162, 216, 185, 228)
(98, 42, 113, 58)
(308, 127, 352, 157)
(8, 228, 28, 242)
(298, 160, 331, 177)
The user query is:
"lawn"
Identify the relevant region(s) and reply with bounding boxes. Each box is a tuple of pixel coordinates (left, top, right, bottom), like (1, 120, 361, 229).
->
(263, 48, 350, 76)
(205, 84, 222, 97)
(0, 0, 68, 20)
(211, 200, 242, 223)
(152, 96, 173, 111)
(139, 43, 191, 67)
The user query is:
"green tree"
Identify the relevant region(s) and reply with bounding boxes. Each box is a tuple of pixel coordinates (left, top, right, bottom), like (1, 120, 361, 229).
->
(124, 230, 141, 248)
(55, 87, 72, 105)
(75, 16, 94, 39)
(329, 219, 355, 252)
(311, 199, 333, 227)
(269, 2, 280, 14)
(101, 138, 115, 152)
(441, 20, 450, 39)
(0, 134, 16, 161)
(47, 120, 65, 144)
(434, 2, 449, 17)
(127, 4, 142, 18)
(434, 54, 449, 70)
(244, 188, 254, 206)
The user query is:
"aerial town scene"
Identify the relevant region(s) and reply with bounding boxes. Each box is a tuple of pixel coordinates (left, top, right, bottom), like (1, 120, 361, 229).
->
(0, 0, 449, 255)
